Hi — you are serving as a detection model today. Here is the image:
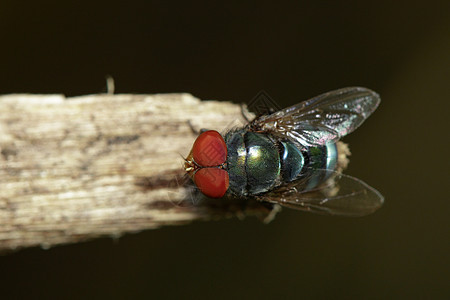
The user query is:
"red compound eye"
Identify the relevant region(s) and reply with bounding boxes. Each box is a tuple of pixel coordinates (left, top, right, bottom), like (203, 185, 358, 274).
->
(194, 168, 229, 198)
(192, 130, 227, 167)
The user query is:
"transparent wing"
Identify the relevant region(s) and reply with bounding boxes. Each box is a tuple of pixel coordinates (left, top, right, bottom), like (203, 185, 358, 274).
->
(260, 169, 384, 216)
(252, 87, 380, 146)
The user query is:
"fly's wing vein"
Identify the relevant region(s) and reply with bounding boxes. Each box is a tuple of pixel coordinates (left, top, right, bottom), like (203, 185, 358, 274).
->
(259, 169, 384, 217)
(252, 87, 381, 146)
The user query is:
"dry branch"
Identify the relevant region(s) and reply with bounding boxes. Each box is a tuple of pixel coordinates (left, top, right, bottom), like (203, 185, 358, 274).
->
(0, 93, 269, 252)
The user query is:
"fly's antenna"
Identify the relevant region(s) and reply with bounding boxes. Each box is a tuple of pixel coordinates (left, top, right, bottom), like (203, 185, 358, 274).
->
(180, 152, 196, 173)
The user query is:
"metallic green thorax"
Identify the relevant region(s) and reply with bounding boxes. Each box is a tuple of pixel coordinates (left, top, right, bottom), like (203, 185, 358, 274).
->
(225, 129, 338, 196)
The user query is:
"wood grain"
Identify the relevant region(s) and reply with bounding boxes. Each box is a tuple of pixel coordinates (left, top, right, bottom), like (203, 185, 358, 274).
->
(0, 93, 269, 252)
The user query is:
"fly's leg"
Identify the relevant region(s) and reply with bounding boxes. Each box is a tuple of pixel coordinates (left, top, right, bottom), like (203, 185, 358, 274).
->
(249, 197, 282, 223)
(240, 103, 254, 123)
(262, 204, 282, 224)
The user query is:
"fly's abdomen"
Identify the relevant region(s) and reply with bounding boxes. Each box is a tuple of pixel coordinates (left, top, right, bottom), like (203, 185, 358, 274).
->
(301, 143, 338, 190)
(279, 140, 304, 182)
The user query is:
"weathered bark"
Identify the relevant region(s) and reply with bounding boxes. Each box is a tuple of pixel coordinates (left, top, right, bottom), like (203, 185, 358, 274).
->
(0, 93, 268, 252)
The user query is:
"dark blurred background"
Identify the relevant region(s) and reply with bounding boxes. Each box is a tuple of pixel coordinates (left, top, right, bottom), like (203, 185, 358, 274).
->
(1, 1, 449, 299)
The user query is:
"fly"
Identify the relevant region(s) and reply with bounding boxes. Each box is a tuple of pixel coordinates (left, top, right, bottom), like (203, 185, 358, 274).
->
(184, 87, 383, 216)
